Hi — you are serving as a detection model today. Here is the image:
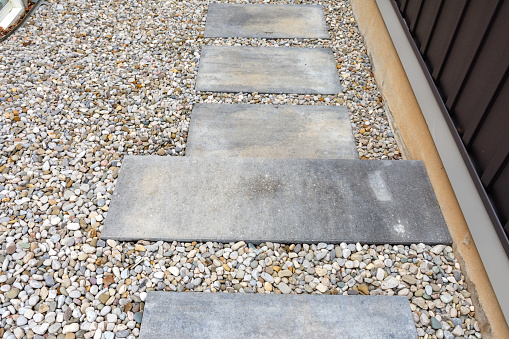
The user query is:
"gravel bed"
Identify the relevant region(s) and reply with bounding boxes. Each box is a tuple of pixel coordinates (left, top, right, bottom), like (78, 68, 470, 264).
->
(0, 0, 480, 338)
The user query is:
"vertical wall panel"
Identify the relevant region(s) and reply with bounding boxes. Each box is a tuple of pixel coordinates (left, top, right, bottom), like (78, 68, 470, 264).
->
(397, 0, 407, 12)
(430, 1, 468, 80)
(414, 0, 442, 54)
(452, 2, 509, 136)
(440, 0, 500, 110)
(424, 0, 466, 78)
(482, 146, 509, 190)
(462, 66, 509, 147)
(489, 164, 509, 227)
(393, 0, 509, 252)
(468, 77, 509, 175)
(402, 0, 422, 33)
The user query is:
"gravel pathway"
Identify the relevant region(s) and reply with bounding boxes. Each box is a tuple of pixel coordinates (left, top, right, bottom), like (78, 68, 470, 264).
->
(0, 0, 480, 338)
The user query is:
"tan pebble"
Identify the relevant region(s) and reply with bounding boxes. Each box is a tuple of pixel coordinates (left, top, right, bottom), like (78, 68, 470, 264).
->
(358, 284, 369, 295)
(39, 304, 50, 313)
(106, 239, 117, 247)
(278, 270, 292, 278)
(40, 287, 48, 300)
(315, 267, 327, 277)
(398, 288, 410, 296)
(231, 241, 245, 251)
(98, 293, 110, 304)
(124, 303, 132, 312)
(103, 275, 114, 287)
(316, 283, 328, 293)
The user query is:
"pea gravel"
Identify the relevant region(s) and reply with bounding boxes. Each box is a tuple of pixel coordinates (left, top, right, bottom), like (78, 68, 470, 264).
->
(0, 0, 481, 338)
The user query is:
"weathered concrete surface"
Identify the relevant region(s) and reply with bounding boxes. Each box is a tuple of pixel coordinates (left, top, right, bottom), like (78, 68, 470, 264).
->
(187, 103, 357, 159)
(102, 156, 451, 244)
(204, 3, 329, 39)
(139, 292, 418, 339)
(195, 46, 342, 94)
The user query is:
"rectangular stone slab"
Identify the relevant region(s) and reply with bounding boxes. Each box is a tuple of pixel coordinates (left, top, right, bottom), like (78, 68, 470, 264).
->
(195, 46, 342, 94)
(204, 3, 329, 39)
(187, 103, 357, 159)
(102, 156, 451, 244)
(139, 293, 418, 339)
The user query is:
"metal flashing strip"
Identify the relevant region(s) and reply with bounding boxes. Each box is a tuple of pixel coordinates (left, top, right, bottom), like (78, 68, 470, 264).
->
(376, 0, 509, 322)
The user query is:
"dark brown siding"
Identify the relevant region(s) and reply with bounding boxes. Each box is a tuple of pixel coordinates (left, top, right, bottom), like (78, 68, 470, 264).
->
(394, 0, 509, 254)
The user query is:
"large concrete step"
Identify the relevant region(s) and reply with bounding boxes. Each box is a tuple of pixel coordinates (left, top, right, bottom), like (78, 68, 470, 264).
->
(102, 157, 451, 244)
(139, 292, 418, 339)
(195, 46, 341, 94)
(187, 103, 357, 159)
(204, 3, 329, 39)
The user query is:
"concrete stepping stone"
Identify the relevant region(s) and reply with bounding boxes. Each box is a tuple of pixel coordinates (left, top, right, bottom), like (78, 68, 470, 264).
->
(139, 292, 418, 339)
(102, 156, 451, 244)
(195, 46, 341, 94)
(204, 3, 329, 39)
(186, 103, 357, 159)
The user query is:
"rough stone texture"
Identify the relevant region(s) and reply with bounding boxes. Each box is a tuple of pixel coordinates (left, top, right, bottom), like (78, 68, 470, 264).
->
(187, 103, 357, 159)
(204, 3, 329, 39)
(195, 46, 342, 94)
(102, 156, 451, 244)
(139, 292, 418, 339)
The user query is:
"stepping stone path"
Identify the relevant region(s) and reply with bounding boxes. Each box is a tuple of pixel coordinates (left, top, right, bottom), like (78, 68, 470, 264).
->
(102, 3, 452, 337)
(139, 293, 417, 339)
(195, 46, 341, 94)
(186, 103, 357, 158)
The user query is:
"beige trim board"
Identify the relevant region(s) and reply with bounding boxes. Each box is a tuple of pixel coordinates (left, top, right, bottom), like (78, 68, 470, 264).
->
(350, 0, 509, 337)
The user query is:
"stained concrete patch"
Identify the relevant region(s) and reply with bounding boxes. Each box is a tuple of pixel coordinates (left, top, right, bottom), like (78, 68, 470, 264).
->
(139, 292, 418, 339)
(195, 46, 342, 94)
(102, 156, 451, 244)
(187, 103, 357, 159)
(204, 3, 329, 39)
